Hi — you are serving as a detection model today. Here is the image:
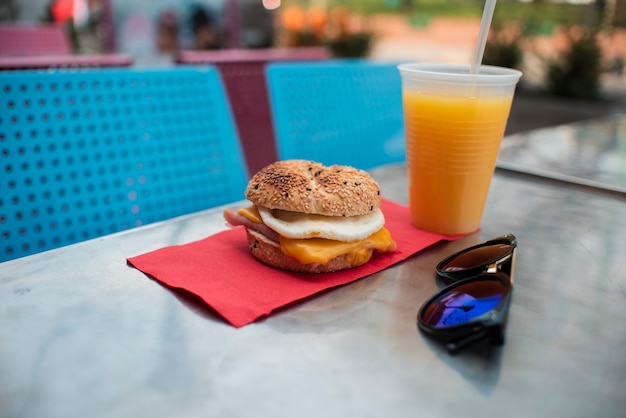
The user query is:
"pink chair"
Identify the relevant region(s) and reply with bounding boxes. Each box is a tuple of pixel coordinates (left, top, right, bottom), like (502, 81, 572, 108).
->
(0, 24, 72, 56)
(0, 23, 133, 70)
(175, 47, 331, 64)
(0, 54, 133, 70)
(175, 47, 330, 176)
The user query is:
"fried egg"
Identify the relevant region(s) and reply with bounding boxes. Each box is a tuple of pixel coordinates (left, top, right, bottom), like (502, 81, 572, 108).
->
(257, 206, 385, 242)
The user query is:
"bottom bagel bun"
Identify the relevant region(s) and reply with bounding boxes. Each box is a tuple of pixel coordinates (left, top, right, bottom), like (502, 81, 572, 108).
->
(246, 229, 374, 273)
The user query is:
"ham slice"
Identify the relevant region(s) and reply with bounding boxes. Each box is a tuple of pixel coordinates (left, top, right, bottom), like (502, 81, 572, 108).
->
(223, 208, 281, 243)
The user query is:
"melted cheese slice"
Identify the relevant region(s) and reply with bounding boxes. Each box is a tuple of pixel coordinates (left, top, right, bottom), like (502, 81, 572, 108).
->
(237, 205, 396, 265)
(237, 205, 263, 224)
(280, 227, 395, 265)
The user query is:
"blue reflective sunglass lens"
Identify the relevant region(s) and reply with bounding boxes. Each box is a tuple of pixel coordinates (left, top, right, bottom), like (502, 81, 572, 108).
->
(421, 279, 505, 328)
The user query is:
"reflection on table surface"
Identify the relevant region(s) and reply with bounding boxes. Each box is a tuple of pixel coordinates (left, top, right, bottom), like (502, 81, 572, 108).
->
(1, 161, 626, 418)
(498, 113, 626, 194)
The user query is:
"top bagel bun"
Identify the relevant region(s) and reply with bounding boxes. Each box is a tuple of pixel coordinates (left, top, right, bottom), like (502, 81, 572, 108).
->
(245, 160, 381, 217)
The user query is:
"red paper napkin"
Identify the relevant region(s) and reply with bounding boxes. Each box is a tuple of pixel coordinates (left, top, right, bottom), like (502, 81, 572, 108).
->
(127, 199, 462, 327)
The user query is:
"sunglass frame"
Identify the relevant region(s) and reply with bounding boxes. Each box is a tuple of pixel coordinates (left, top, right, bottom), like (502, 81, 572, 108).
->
(418, 234, 517, 354)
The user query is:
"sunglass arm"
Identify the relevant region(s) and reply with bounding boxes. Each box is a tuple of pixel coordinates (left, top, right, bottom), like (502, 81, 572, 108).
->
(446, 326, 504, 354)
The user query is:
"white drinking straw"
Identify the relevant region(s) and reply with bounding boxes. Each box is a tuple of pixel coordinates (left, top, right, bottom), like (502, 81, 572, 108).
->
(470, 0, 497, 74)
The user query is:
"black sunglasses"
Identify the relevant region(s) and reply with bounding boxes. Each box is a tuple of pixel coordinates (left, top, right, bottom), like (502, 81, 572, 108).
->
(417, 234, 517, 354)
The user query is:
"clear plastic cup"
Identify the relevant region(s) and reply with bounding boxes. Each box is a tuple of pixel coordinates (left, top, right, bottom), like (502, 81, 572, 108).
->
(398, 63, 522, 235)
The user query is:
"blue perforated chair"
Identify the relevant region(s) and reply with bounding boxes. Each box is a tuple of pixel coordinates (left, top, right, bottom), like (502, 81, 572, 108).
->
(0, 67, 248, 262)
(266, 60, 405, 170)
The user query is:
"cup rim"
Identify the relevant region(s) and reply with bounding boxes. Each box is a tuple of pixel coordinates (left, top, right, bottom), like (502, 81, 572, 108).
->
(398, 62, 522, 84)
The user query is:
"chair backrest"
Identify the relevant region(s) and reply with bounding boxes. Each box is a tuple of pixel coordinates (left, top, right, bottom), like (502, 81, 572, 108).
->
(0, 67, 248, 262)
(176, 48, 330, 176)
(175, 47, 331, 65)
(0, 54, 134, 71)
(266, 60, 406, 170)
(0, 24, 72, 56)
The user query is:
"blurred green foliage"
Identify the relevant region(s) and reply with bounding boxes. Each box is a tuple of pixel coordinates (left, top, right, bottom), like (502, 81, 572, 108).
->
(284, 0, 621, 99)
(317, 0, 626, 28)
(482, 22, 524, 70)
(545, 30, 604, 99)
(327, 32, 373, 58)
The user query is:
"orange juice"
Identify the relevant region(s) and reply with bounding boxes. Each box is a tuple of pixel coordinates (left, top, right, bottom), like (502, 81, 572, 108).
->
(402, 91, 514, 234)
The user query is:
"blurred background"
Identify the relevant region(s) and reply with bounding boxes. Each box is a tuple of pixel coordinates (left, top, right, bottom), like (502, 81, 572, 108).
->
(1, 0, 625, 110)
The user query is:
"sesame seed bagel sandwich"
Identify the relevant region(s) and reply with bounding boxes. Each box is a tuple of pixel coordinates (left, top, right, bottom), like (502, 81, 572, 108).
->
(223, 160, 397, 273)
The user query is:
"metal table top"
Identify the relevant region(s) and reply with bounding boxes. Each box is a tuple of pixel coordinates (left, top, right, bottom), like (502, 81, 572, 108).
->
(2, 163, 625, 418)
(498, 113, 626, 195)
